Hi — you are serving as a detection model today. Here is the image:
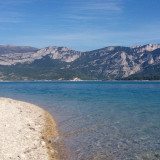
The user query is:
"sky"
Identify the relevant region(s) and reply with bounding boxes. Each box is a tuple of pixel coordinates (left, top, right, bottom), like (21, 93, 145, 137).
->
(0, 0, 160, 51)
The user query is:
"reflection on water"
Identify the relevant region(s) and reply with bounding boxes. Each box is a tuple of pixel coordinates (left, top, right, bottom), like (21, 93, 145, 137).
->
(0, 81, 160, 159)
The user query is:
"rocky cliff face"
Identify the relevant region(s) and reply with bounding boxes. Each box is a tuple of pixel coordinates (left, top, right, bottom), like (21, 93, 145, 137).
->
(0, 46, 81, 65)
(37, 46, 81, 62)
(71, 44, 160, 79)
(131, 44, 160, 53)
(0, 44, 160, 80)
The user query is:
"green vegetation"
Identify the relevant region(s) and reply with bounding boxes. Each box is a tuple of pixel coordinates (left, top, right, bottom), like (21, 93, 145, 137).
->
(0, 57, 91, 81)
(0, 46, 160, 81)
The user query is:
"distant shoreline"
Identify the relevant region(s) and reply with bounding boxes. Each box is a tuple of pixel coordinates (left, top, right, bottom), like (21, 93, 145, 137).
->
(0, 80, 160, 82)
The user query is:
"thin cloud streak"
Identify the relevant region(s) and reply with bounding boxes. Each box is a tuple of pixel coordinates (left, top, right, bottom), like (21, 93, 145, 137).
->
(0, 0, 36, 23)
(80, 2, 122, 11)
(43, 29, 160, 42)
(20, 26, 160, 50)
(0, 11, 24, 23)
(0, 0, 159, 50)
(64, 0, 124, 22)
(71, 0, 123, 12)
(66, 15, 96, 20)
(4, 28, 160, 51)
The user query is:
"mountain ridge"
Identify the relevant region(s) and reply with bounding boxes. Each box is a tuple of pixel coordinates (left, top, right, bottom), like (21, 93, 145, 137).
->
(0, 43, 160, 81)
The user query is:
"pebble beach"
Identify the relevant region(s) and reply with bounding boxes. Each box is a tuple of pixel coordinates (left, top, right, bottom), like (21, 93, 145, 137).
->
(0, 97, 59, 160)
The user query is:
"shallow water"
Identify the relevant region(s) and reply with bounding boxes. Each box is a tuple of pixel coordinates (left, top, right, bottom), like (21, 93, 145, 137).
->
(0, 81, 160, 160)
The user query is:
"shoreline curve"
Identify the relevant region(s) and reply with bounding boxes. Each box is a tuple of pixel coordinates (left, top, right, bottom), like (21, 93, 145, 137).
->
(0, 97, 59, 160)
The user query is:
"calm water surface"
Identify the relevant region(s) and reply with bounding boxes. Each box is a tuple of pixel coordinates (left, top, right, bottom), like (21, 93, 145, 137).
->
(0, 81, 160, 160)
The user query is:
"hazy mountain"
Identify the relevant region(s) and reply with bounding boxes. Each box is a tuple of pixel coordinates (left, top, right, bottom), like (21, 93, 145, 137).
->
(0, 45, 38, 54)
(0, 44, 160, 81)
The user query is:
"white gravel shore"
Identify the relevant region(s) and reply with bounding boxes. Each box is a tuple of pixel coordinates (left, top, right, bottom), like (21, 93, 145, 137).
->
(0, 98, 58, 160)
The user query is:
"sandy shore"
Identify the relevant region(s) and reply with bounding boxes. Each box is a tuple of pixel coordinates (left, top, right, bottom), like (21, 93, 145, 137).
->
(0, 97, 59, 160)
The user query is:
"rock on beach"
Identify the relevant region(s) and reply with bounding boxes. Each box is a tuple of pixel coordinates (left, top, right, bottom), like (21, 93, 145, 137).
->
(0, 97, 58, 160)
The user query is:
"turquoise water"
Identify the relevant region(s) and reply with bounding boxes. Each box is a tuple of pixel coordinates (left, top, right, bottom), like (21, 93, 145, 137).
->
(0, 81, 160, 160)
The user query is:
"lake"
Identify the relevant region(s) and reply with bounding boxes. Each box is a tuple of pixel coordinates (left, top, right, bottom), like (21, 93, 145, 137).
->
(0, 81, 160, 160)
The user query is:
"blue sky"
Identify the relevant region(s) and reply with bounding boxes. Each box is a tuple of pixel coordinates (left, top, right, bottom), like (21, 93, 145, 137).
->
(0, 0, 160, 50)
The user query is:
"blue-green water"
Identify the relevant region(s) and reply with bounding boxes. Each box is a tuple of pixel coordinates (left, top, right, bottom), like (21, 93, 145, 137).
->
(0, 81, 160, 160)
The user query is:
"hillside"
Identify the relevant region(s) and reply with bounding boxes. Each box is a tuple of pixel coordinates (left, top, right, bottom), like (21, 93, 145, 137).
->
(0, 44, 160, 81)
